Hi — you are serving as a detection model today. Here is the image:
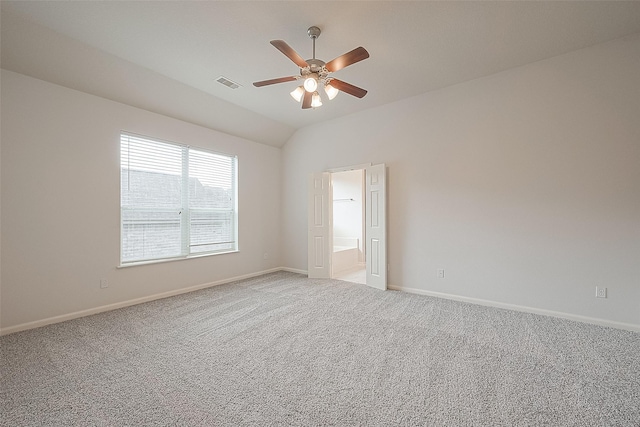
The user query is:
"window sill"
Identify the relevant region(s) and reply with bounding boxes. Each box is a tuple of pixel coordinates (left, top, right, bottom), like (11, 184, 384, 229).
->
(117, 250, 239, 269)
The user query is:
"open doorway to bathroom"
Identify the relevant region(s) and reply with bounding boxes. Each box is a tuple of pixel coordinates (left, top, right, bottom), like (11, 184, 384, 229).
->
(331, 169, 366, 284)
(308, 163, 386, 290)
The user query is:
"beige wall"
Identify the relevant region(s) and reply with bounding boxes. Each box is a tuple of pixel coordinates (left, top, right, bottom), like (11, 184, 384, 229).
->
(281, 34, 640, 327)
(2, 33, 639, 333)
(1, 70, 282, 330)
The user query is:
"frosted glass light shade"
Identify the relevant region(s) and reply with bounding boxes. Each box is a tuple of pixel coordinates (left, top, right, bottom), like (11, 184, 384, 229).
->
(311, 91, 322, 108)
(324, 83, 339, 100)
(303, 76, 318, 92)
(290, 86, 304, 102)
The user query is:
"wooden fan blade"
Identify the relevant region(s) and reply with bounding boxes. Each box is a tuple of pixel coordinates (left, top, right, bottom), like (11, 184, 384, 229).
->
(270, 40, 309, 68)
(253, 76, 297, 87)
(328, 79, 368, 98)
(325, 47, 369, 72)
(302, 91, 313, 109)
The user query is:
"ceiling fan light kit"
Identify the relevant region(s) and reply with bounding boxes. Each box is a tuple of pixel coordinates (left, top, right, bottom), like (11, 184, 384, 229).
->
(324, 83, 339, 100)
(311, 91, 323, 108)
(303, 74, 318, 92)
(253, 26, 369, 109)
(290, 86, 305, 102)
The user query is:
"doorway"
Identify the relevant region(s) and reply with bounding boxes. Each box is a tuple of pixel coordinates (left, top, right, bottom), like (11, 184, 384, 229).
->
(307, 164, 387, 290)
(331, 169, 366, 284)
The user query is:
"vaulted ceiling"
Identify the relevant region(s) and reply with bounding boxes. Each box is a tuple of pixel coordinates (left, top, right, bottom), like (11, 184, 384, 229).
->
(3, 1, 640, 147)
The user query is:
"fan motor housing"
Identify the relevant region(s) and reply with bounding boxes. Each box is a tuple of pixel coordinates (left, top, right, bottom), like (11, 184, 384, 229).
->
(306, 58, 326, 73)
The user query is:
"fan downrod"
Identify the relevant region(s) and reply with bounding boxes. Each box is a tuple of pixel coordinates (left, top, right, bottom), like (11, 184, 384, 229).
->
(306, 26, 324, 71)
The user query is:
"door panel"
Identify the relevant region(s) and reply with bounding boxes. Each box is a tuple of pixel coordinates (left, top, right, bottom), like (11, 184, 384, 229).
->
(365, 164, 387, 290)
(370, 238, 380, 275)
(308, 172, 332, 278)
(313, 237, 324, 268)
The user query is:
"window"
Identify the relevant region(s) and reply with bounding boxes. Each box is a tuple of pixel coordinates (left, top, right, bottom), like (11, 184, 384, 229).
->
(120, 133, 237, 265)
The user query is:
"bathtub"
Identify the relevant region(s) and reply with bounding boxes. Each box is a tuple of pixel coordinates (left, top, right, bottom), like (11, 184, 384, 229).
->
(332, 237, 360, 275)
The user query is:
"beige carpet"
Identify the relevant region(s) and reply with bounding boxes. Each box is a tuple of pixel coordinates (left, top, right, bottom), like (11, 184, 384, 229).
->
(1, 271, 639, 426)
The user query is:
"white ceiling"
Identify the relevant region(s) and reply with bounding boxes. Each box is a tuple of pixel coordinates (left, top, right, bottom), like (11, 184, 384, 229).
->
(3, 1, 640, 147)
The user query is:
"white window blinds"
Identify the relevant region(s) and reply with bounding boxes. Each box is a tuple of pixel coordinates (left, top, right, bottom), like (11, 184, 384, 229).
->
(120, 133, 237, 265)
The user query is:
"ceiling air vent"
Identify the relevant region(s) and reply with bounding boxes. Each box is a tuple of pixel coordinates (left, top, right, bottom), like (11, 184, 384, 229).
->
(216, 76, 241, 89)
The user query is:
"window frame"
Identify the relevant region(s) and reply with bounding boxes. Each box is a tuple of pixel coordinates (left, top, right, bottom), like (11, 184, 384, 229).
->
(119, 132, 238, 267)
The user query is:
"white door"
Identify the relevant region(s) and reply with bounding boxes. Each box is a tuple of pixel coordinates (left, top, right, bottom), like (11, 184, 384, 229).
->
(365, 164, 387, 290)
(307, 172, 332, 278)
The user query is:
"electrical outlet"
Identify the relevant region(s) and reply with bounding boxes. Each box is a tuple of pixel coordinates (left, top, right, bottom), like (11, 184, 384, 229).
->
(100, 278, 109, 289)
(595, 286, 607, 298)
(437, 269, 445, 279)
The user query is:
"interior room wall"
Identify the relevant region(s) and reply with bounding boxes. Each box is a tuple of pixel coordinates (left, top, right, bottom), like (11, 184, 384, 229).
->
(332, 170, 364, 261)
(1, 70, 282, 331)
(281, 34, 640, 328)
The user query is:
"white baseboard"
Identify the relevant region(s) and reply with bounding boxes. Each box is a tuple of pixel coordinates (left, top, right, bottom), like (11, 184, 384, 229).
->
(0, 267, 287, 336)
(388, 284, 640, 333)
(5, 269, 635, 335)
(280, 266, 308, 275)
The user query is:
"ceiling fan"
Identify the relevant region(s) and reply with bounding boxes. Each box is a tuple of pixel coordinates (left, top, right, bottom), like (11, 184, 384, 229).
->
(253, 26, 369, 109)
